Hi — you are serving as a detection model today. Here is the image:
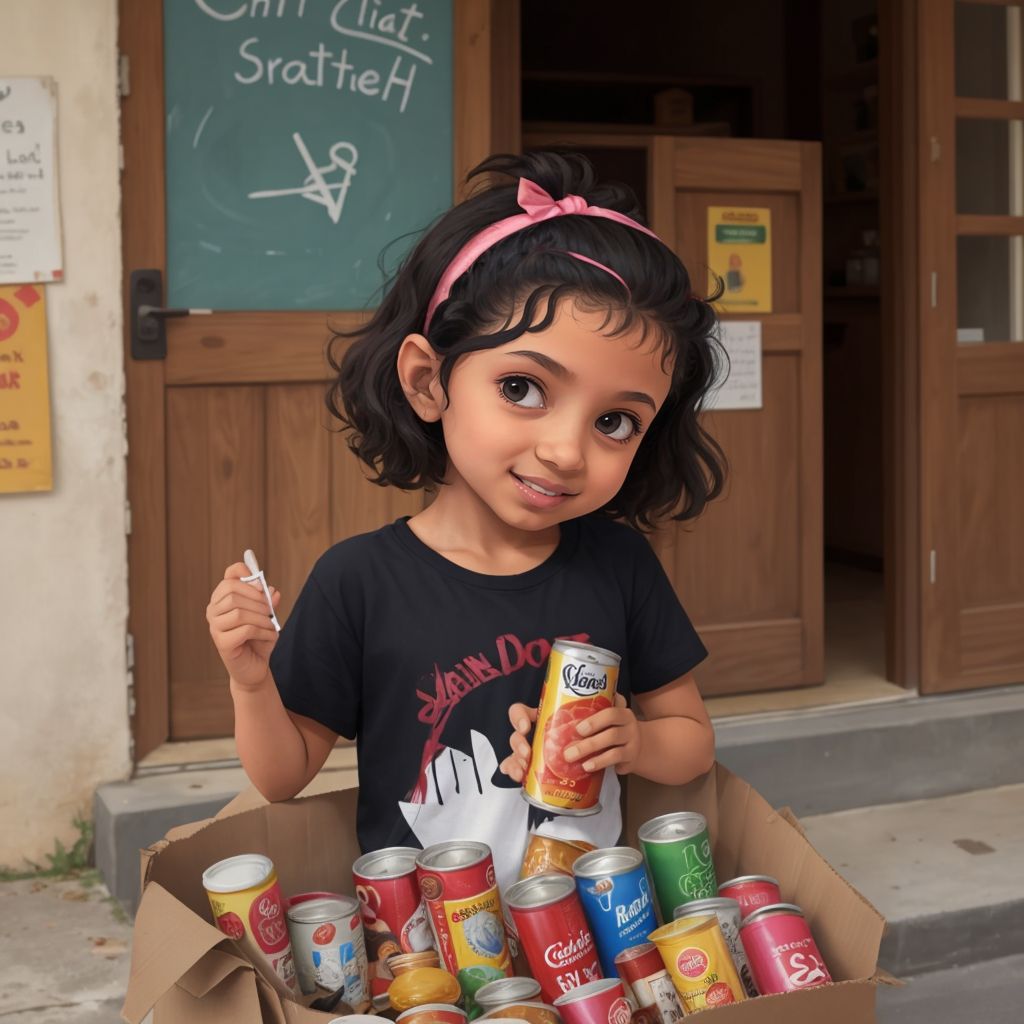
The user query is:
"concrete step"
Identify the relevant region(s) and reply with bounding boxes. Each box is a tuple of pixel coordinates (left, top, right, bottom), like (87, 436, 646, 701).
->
(714, 683, 1024, 817)
(877, 953, 1024, 1023)
(801, 783, 1024, 978)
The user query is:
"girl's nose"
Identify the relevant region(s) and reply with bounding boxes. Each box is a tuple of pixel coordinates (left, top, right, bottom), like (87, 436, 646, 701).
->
(535, 424, 586, 473)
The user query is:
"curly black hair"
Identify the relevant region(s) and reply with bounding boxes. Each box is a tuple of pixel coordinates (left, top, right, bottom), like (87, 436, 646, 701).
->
(327, 150, 726, 530)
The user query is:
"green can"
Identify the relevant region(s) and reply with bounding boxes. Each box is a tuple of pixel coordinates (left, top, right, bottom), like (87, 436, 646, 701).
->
(638, 811, 718, 922)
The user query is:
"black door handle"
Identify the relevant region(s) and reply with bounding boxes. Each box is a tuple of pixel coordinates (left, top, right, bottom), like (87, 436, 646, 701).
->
(130, 269, 211, 360)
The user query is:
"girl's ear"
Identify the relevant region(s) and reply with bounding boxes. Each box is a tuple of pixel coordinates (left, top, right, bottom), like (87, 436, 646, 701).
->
(396, 333, 444, 422)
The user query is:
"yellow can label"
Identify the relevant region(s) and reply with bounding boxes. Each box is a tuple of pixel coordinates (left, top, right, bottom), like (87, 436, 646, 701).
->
(206, 869, 295, 988)
(444, 885, 510, 972)
(650, 915, 745, 1012)
(524, 643, 619, 812)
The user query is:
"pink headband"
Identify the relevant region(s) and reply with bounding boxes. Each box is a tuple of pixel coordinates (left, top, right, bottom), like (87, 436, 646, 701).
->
(423, 178, 662, 331)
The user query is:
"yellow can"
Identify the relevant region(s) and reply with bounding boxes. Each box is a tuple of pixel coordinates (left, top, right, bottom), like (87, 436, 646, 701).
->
(522, 640, 620, 815)
(648, 913, 746, 1011)
(203, 853, 295, 989)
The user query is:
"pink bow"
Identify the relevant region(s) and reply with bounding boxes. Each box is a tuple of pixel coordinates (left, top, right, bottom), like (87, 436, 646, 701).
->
(517, 179, 590, 219)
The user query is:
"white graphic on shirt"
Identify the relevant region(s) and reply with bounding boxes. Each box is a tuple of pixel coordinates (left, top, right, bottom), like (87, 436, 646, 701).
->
(398, 730, 622, 895)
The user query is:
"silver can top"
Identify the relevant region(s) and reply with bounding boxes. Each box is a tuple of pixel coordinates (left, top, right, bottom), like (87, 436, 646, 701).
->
(286, 894, 360, 925)
(352, 846, 420, 880)
(475, 977, 543, 1009)
(505, 872, 575, 909)
(740, 902, 804, 929)
(572, 846, 643, 879)
(637, 811, 708, 844)
(673, 896, 740, 919)
(552, 638, 621, 666)
(416, 839, 491, 872)
(201, 853, 273, 894)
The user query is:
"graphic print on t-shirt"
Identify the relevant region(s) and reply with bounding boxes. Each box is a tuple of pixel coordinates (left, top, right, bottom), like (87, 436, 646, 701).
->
(399, 627, 624, 893)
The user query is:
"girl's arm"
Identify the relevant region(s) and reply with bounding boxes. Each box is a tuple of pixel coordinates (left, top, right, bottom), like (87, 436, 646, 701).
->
(502, 673, 715, 787)
(232, 682, 339, 801)
(208, 562, 339, 801)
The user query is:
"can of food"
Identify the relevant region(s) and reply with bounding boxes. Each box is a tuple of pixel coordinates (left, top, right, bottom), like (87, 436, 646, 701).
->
(416, 841, 511, 980)
(572, 848, 656, 977)
(504, 873, 602, 1002)
(552, 978, 632, 1024)
(354, 846, 436, 1004)
(203, 853, 295, 989)
(481, 1002, 562, 1024)
(475, 977, 543, 1012)
(387, 966, 463, 1010)
(396, 1003, 468, 1024)
(637, 812, 717, 921)
(521, 834, 597, 879)
(523, 641, 621, 815)
(613, 943, 684, 1024)
(287, 895, 369, 1001)
(387, 950, 441, 975)
(717, 874, 782, 920)
(648, 914, 746, 1011)
(673, 897, 757, 997)
(739, 902, 832, 994)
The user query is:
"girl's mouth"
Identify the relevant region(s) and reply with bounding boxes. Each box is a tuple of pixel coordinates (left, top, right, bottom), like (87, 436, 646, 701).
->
(510, 472, 576, 508)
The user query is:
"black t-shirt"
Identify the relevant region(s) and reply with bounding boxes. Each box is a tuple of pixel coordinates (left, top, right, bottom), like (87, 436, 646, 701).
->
(270, 514, 706, 893)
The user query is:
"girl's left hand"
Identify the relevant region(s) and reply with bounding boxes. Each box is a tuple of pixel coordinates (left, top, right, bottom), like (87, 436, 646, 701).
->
(564, 693, 641, 775)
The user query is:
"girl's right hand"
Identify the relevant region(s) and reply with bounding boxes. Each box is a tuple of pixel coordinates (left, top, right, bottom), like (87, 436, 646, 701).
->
(206, 563, 282, 692)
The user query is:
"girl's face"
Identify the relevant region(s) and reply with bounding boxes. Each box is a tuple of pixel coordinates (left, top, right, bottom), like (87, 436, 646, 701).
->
(434, 301, 674, 532)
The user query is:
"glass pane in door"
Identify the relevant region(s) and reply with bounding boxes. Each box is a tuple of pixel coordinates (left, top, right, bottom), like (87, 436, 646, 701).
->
(955, 2, 1023, 99)
(957, 118, 1024, 215)
(957, 235, 1024, 342)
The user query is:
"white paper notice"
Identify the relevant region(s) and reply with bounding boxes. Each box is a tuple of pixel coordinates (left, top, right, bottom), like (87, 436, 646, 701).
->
(706, 320, 762, 410)
(0, 77, 63, 285)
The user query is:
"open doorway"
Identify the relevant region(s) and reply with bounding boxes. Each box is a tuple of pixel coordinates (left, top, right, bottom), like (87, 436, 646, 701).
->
(519, 0, 912, 714)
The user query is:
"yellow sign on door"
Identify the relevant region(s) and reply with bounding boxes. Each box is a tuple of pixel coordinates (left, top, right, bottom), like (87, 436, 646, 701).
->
(707, 207, 772, 313)
(0, 284, 53, 493)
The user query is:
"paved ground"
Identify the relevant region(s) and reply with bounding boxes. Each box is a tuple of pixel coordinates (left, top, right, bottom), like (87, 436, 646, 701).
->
(0, 873, 132, 1023)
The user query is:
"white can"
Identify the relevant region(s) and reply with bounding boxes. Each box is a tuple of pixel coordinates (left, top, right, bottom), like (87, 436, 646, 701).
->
(287, 894, 369, 1002)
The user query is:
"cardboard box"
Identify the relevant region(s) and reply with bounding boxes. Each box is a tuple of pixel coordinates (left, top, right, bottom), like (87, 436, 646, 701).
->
(122, 764, 885, 1023)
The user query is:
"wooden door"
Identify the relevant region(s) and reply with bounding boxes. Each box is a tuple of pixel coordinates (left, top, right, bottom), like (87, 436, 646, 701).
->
(918, 0, 1024, 692)
(648, 137, 824, 696)
(121, 0, 520, 756)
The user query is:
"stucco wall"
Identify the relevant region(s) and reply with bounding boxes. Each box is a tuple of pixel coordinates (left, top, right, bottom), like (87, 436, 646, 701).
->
(0, 0, 129, 865)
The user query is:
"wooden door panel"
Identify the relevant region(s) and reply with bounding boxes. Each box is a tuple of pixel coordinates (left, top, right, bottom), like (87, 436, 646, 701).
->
(168, 386, 266, 738)
(648, 137, 823, 697)
(266, 385, 334, 625)
(662, 361, 802, 624)
(918, 1, 1024, 691)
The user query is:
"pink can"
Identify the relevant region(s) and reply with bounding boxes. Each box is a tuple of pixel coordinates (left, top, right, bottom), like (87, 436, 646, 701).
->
(553, 978, 632, 1024)
(739, 903, 832, 994)
(717, 875, 781, 920)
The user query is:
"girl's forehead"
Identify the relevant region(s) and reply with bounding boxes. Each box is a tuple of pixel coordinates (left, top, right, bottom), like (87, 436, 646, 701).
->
(488, 302, 673, 381)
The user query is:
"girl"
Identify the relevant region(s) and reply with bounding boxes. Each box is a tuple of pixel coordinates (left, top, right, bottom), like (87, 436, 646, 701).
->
(207, 151, 726, 893)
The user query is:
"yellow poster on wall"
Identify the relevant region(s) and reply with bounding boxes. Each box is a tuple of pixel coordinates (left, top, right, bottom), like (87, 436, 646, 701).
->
(0, 284, 53, 493)
(707, 207, 772, 313)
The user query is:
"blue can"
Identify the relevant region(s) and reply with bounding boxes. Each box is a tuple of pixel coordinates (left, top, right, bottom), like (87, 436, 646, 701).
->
(572, 847, 657, 977)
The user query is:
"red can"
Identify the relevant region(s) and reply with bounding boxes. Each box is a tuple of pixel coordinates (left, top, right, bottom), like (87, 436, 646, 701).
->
(718, 874, 782, 920)
(613, 943, 684, 1024)
(353, 847, 436, 1004)
(553, 978, 632, 1024)
(739, 902, 832, 994)
(416, 841, 511, 977)
(505, 873, 602, 1002)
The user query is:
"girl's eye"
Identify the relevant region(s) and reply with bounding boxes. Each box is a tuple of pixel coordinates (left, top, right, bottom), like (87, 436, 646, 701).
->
(596, 411, 643, 442)
(498, 376, 545, 409)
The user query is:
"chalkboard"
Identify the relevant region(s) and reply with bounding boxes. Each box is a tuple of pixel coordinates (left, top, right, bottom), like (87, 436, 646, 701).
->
(164, 1, 453, 311)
